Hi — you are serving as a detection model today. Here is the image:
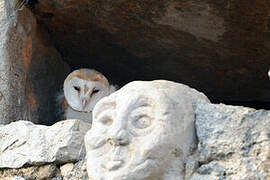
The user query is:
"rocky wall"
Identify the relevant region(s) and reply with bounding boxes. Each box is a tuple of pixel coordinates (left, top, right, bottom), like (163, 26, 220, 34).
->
(0, 0, 69, 125)
(191, 102, 270, 179)
(0, 81, 268, 180)
(0, 102, 268, 179)
(1, 0, 270, 124)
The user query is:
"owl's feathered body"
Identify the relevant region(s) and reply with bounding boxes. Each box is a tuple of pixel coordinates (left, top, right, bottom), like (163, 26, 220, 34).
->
(58, 68, 116, 123)
(64, 106, 93, 123)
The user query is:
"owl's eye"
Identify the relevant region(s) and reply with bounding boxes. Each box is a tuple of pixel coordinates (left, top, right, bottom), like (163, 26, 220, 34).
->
(92, 89, 99, 94)
(74, 86, 80, 91)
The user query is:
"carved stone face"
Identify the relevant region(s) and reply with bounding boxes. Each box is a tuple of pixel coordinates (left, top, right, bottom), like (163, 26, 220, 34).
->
(85, 81, 207, 180)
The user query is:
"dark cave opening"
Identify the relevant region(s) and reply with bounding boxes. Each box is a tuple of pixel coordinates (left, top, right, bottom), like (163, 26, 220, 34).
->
(21, 0, 270, 126)
(54, 40, 270, 111)
(41, 36, 270, 112)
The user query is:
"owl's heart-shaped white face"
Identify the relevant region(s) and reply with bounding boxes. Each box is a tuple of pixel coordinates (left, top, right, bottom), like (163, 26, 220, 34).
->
(64, 77, 110, 112)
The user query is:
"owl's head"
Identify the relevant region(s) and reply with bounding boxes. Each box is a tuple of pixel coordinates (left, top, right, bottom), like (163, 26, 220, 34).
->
(64, 69, 110, 112)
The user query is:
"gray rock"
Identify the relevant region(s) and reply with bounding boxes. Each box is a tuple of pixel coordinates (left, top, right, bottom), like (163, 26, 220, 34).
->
(192, 102, 270, 179)
(0, 120, 91, 168)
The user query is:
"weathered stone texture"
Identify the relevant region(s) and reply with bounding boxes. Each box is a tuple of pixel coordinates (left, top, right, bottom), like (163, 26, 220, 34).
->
(0, 80, 267, 179)
(0, 164, 59, 180)
(85, 80, 209, 180)
(192, 102, 270, 179)
(60, 160, 88, 180)
(0, 119, 91, 168)
(0, 1, 69, 125)
(0, 160, 88, 180)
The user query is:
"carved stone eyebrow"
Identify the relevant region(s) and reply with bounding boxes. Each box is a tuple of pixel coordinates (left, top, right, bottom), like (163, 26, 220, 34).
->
(129, 98, 154, 118)
(134, 96, 152, 108)
(129, 108, 152, 120)
(93, 101, 116, 120)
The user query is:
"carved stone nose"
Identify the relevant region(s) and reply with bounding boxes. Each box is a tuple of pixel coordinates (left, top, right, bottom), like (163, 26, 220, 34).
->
(108, 130, 129, 146)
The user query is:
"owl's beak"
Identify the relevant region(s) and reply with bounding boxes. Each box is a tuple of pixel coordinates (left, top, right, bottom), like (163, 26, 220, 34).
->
(82, 99, 88, 108)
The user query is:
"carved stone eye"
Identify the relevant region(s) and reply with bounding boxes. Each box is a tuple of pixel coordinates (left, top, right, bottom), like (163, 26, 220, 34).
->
(74, 86, 80, 91)
(132, 115, 151, 129)
(99, 116, 113, 126)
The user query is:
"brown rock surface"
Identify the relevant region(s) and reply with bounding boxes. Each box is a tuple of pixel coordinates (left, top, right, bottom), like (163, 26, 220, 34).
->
(0, 1, 69, 125)
(33, 0, 270, 106)
(0, 164, 59, 180)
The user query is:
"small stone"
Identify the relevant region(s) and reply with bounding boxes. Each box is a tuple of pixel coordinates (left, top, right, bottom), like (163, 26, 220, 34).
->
(61, 159, 88, 180)
(60, 163, 75, 177)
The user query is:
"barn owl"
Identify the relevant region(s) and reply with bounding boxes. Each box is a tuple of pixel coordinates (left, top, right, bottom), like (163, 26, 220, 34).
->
(58, 68, 116, 123)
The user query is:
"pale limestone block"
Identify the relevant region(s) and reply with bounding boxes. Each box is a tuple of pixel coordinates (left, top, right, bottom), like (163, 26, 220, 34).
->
(85, 80, 209, 180)
(0, 119, 91, 168)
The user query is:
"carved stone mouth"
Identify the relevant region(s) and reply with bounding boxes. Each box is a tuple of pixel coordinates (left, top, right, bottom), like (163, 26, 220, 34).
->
(101, 146, 127, 171)
(103, 160, 124, 171)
